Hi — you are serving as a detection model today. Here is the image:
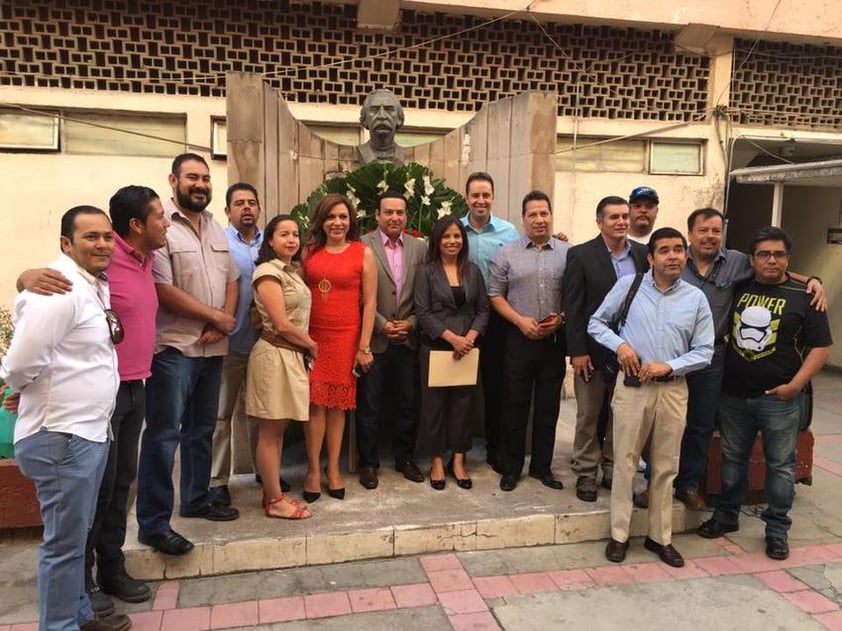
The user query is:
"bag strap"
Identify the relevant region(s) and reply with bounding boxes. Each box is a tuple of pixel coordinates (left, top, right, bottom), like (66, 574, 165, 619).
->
(616, 272, 644, 331)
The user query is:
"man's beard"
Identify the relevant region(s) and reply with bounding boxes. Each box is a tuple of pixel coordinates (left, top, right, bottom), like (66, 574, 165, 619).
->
(176, 187, 210, 213)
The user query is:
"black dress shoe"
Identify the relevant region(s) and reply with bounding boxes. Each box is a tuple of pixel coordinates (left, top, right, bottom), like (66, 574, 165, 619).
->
(697, 515, 739, 539)
(765, 536, 790, 560)
(208, 485, 231, 507)
(327, 486, 346, 500)
(600, 477, 613, 490)
(430, 478, 446, 490)
(359, 465, 379, 490)
(446, 457, 473, 489)
(575, 476, 598, 502)
(397, 462, 425, 483)
(605, 538, 629, 563)
(644, 537, 685, 567)
(529, 472, 564, 490)
(138, 529, 194, 555)
(499, 475, 518, 492)
(99, 571, 152, 603)
(180, 501, 239, 521)
(80, 613, 132, 631)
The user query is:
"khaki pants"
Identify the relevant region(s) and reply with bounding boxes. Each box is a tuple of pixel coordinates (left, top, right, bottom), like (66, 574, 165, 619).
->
(210, 351, 258, 487)
(571, 371, 615, 481)
(610, 378, 687, 544)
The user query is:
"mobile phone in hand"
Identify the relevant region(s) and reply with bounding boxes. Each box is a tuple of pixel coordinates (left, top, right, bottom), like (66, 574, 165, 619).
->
(352, 364, 362, 378)
(623, 373, 641, 388)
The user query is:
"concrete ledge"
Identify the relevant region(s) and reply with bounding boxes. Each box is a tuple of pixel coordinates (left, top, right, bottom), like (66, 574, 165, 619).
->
(123, 473, 697, 581)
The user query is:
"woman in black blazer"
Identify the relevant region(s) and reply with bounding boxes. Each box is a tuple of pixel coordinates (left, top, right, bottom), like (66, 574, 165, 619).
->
(414, 216, 490, 490)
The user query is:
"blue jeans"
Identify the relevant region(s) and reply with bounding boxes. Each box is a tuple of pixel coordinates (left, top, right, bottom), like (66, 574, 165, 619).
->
(675, 343, 726, 492)
(715, 391, 801, 538)
(137, 348, 223, 537)
(16, 430, 108, 631)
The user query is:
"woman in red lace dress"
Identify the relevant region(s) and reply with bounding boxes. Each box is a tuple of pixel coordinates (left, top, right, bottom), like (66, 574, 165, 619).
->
(302, 193, 377, 501)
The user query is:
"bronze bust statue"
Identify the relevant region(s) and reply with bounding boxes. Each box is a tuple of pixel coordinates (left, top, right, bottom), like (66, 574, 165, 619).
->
(358, 89, 406, 165)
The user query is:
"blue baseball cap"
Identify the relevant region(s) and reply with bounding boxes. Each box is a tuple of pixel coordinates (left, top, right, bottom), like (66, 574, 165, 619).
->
(629, 186, 659, 204)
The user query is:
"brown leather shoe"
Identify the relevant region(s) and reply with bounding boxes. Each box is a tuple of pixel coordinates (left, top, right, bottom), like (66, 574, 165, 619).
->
(644, 537, 685, 568)
(397, 462, 424, 483)
(605, 538, 629, 563)
(358, 465, 379, 490)
(675, 488, 706, 511)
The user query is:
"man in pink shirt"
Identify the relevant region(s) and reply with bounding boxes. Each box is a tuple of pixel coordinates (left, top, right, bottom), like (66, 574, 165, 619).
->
(19, 185, 170, 615)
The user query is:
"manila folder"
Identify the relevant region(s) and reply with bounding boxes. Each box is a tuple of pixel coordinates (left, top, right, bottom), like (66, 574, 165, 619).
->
(428, 349, 479, 387)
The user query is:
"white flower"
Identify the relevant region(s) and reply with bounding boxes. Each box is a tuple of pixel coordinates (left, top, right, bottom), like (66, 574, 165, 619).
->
(423, 175, 434, 196)
(347, 190, 361, 209)
(356, 209, 367, 219)
(404, 178, 416, 198)
(421, 195, 431, 207)
(376, 179, 388, 193)
(440, 200, 452, 214)
(437, 207, 450, 219)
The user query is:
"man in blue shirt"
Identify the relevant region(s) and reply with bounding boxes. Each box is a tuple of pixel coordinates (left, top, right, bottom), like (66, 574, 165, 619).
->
(209, 182, 263, 507)
(589, 227, 714, 568)
(459, 172, 520, 472)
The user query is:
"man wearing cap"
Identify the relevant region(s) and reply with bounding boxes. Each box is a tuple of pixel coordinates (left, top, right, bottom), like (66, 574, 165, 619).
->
(628, 186, 660, 244)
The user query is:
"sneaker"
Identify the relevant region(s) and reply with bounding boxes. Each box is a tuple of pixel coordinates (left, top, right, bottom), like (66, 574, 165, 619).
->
(99, 571, 152, 603)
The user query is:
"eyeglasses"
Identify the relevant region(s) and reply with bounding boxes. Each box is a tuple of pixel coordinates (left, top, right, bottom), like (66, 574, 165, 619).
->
(753, 250, 788, 261)
(104, 309, 124, 345)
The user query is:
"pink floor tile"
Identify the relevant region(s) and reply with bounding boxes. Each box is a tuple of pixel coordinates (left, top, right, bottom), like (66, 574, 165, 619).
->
(753, 570, 808, 593)
(438, 589, 488, 615)
(9, 625, 38, 631)
(391, 583, 438, 608)
(729, 552, 792, 573)
(547, 569, 595, 591)
(304, 591, 352, 619)
(789, 545, 836, 566)
(153, 581, 180, 611)
(815, 610, 842, 631)
(427, 568, 475, 593)
(420, 553, 462, 572)
(661, 559, 710, 580)
(258, 596, 306, 624)
(584, 565, 636, 587)
(508, 572, 558, 594)
(473, 575, 519, 599)
(210, 601, 259, 629)
(814, 456, 842, 478)
(129, 611, 164, 631)
(693, 555, 744, 576)
(715, 539, 745, 554)
(783, 590, 839, 614)
(823, 543, 842, 560)
(448, 610, 502, 631)
(623, 562, 671, 584)
(160, 606, 211, 631)
(347, 588, 397, 613)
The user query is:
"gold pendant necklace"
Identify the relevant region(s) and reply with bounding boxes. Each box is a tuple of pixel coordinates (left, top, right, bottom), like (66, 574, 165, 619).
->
(318, 277, 332, 300)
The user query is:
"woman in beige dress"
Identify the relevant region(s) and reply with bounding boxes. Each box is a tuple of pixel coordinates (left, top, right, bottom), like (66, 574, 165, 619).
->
(247, 214, 317, 519)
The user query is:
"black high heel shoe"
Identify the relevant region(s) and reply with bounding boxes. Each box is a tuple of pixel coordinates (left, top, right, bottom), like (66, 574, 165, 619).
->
(447, 455, 473, 490)
(325, 466, 345, 500)
(302, 490, 321, 503)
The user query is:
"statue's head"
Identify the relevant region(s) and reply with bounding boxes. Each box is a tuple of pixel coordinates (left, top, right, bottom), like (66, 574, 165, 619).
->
(360, 89, 404, 138)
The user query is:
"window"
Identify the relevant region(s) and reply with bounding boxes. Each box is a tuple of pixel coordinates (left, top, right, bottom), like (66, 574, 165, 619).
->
(556, 137, 646, 172)
(0, 109, 59, 151)
(64, 111, 186, 157)
(650, 141, 703, 175)
(211, 116, 227, 159)
(556, 136, 704, 175)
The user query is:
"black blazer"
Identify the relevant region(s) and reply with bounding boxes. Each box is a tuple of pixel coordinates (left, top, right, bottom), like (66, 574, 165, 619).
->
(414, 261, 490, 346)
(563, 235, 648, 368)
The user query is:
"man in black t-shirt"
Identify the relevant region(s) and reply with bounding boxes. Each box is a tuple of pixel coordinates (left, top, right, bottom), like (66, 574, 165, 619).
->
(698, 226, 832, 561)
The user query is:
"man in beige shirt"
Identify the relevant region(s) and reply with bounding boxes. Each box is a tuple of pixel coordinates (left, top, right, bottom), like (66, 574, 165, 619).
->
(136, 153, 241, 556)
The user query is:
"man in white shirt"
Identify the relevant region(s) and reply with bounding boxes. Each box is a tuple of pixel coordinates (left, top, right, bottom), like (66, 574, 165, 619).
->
(0, 206, 129, 631)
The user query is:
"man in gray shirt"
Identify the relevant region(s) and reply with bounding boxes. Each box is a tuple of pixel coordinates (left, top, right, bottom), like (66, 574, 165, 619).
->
(488, 191, 571, 492)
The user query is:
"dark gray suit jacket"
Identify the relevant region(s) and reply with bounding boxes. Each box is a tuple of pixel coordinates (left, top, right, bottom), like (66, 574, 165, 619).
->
(362, 230, 428, 353)
(414, 261, 490, 345)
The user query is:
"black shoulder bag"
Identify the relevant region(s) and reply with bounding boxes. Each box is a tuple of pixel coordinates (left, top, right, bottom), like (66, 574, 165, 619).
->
(601, 272, 644, 379)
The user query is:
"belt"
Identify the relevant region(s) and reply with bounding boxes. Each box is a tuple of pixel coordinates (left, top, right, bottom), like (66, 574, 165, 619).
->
(653, 375, 683, 383)
(260, 330, 307, 354)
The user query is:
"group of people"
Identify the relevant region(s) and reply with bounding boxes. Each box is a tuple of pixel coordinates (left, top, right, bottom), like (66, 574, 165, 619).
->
(0, 151, 833, 630)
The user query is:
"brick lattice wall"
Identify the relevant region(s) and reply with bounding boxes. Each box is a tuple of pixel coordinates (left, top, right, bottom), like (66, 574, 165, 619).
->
(731, 39, 842, 131)
(0, 0, 711, 120)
